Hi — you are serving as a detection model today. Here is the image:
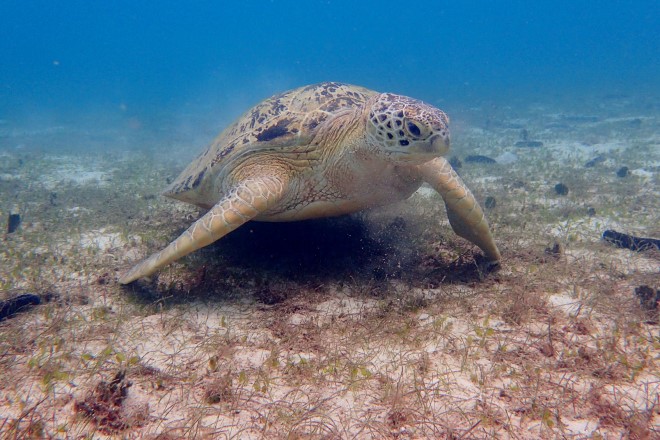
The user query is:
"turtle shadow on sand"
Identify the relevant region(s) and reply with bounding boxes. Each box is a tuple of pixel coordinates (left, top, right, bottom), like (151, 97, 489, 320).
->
(123, 212, 495, 305)
(209, 214, 414, 279)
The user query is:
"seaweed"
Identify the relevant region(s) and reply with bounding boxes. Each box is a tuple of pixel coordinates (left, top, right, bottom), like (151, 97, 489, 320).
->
(73, 370, 144, 434)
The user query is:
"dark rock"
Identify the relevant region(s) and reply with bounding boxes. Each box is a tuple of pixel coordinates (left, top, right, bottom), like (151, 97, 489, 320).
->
(602, 230, 660, 251)
(0, 293, 41, 321)
(586, 206, 596, 217)
(520, 129, 529, 141)
(616, 166, 630, 178)
(634, 285, 659, 324)
(584, 155, 605, 168)
(515, 140, 544, 148)
(465, 155, 496, 164)
(554, 183, 569, 196)
(7, 213, 20, 234)
(484, 196, 497, 209)
(97, 272, 111, 285)
(544, 242, 563, 257)
(635, 285, 659, 311)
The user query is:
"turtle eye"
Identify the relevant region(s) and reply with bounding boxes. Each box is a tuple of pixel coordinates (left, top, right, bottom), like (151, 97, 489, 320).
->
(406, 121, 422, 138)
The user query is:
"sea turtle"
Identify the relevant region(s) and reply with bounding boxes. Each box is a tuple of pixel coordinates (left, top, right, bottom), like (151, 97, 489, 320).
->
(119, 82, 500, 284)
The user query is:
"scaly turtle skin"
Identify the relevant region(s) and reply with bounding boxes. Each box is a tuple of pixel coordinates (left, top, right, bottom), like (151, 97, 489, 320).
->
(119, 82, 500, 284)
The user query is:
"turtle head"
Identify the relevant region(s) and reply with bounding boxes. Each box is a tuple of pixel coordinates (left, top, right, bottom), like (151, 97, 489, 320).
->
(366, 93, 450, 162)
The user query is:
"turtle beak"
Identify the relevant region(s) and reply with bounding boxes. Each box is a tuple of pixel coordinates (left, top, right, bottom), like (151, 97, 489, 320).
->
(429, 133, 450, 155)
(408, 133, 450, 157)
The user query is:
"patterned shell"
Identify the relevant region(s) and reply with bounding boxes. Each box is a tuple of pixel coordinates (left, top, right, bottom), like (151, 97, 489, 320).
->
(165, 82, 376, 203)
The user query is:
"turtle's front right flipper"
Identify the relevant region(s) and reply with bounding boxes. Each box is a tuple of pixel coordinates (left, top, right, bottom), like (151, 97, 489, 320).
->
(119, 176, 287, 284)
(419, 157, 501, 263)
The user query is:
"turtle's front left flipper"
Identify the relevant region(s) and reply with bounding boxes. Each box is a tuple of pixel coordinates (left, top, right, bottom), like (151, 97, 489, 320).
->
(419, 157, 501, 263)
(119, 176, 287, 284)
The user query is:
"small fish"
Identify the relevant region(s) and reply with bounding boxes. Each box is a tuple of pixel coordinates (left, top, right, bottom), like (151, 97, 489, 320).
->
(515, 140, 543, 148)
(464, 154, 496, 164)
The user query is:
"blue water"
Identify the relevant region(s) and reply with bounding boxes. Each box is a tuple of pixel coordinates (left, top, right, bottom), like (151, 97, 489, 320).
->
(1, 0, 658, 134)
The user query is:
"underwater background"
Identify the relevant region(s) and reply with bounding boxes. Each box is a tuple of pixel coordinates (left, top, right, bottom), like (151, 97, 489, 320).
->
(1, 0, 658, 147)
(1, 1, 660, 438)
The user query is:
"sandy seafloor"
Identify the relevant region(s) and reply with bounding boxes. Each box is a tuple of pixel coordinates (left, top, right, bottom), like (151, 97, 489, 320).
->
(0, 91, 658, 439)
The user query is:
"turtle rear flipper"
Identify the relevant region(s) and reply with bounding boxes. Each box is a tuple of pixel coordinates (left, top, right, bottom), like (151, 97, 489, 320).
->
(119, 176, 287, 284)
(419, 157, 501, 263)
